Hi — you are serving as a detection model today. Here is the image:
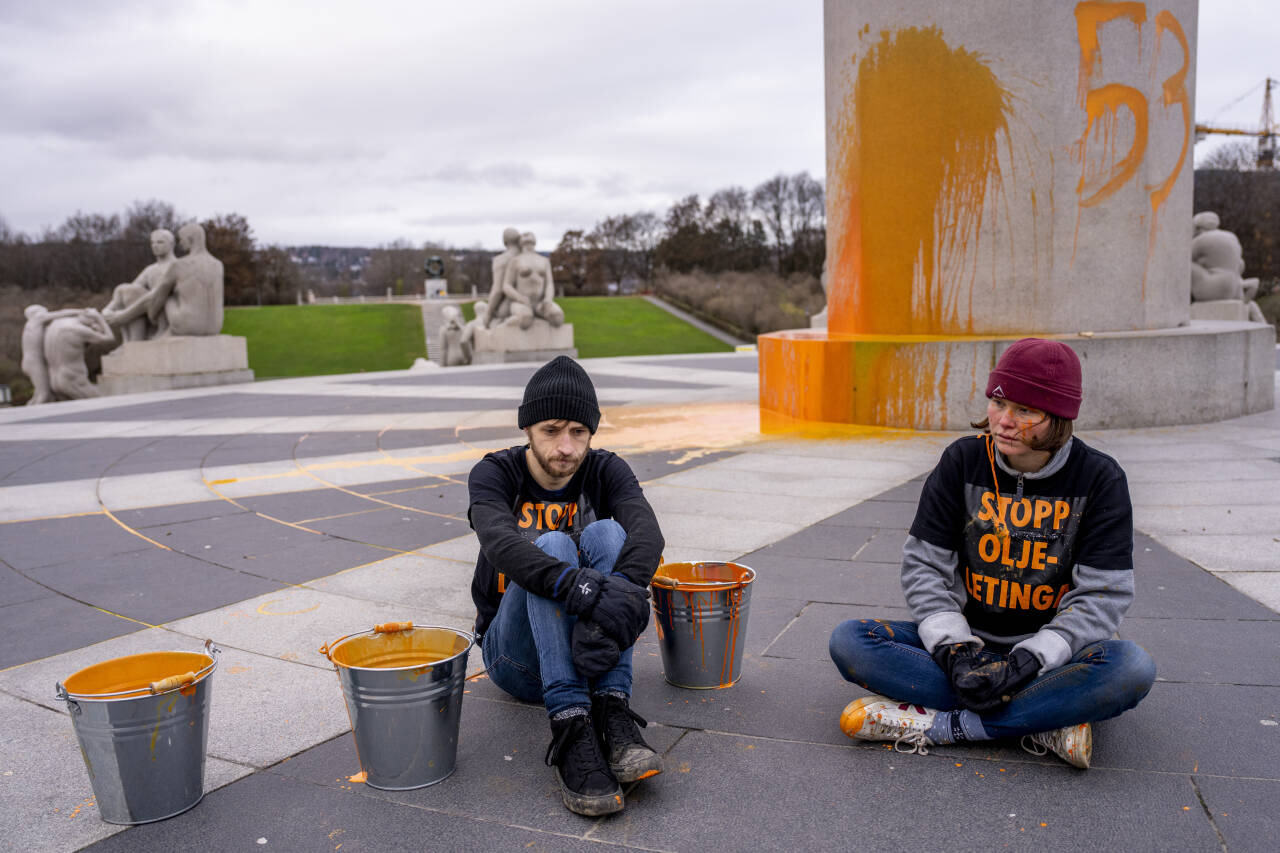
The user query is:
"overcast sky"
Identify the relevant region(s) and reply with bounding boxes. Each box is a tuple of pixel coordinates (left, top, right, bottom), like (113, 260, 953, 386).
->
(0, 1, 1274, 250)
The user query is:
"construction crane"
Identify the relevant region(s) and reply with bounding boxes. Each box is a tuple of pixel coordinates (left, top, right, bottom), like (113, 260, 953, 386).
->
(1195, 77, 1277, 169)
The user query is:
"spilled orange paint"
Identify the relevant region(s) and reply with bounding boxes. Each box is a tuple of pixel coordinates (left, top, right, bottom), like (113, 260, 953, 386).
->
(759, 330, 994, 429)
(830, 26, 1011, 335)
(1076, 83, 1148, 207)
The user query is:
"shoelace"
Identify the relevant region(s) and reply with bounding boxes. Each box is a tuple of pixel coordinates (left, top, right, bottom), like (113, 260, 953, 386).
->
(545, 717, 603, 769)
(600, 700, 648, 747)
(856, 713, 933, 755)
(1020, 734, 1050, 757)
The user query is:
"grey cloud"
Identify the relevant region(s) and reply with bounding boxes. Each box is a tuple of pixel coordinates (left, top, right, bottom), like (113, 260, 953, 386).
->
(413, 162, 537, 187)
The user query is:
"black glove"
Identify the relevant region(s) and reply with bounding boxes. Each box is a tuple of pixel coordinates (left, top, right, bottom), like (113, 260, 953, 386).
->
(562, 567, 605, 617)
(570, 618, 621, 680)
(589, 573, 650, 650)
(932, 643, 1039, 713)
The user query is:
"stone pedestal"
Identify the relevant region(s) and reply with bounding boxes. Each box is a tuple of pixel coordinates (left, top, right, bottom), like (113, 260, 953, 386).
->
(471, 323, 576, 365)
(761, 1, 1271, 429)
(1190, 300, 1251, 322)
(99, 335, 254, 395)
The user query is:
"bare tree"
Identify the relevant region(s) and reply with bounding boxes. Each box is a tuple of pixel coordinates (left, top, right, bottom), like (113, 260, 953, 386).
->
(1197, 140, 1258, 171)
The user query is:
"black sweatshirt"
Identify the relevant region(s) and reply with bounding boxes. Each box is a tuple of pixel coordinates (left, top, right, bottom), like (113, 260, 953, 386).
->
(467, 445, 664, 639)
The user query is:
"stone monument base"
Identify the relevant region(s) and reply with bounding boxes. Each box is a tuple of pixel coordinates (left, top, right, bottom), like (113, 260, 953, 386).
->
(1190, 300, 1251, 322)
(471, 322, 576, 365)
(759, 321, 1274, 431)
(99, 335, 254, 395)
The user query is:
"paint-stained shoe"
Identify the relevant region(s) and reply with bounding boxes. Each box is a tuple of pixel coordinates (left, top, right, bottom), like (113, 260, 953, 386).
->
(545, 713, 624, 816)
(592, 693, 663, 783)
(840, 694, 938, 755)
(1021, 722, 1092, 769)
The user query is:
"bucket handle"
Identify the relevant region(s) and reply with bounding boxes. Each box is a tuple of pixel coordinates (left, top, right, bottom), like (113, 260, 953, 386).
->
(56, 639, 222, 701)
(319, 622, 414, 660)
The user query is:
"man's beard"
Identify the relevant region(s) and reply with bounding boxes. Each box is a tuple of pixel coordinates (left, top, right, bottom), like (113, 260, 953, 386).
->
(529, 442, 585, 480)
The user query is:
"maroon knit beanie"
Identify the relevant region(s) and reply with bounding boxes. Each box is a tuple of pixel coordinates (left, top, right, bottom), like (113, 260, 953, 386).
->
(985, 338, 1083, 420)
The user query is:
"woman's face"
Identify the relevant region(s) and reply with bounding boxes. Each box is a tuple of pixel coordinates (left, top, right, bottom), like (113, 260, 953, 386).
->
(987, 397, 1051, 467)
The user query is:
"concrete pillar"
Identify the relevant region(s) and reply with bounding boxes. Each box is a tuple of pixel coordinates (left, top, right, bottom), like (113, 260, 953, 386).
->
(760, 0, 1273, 429)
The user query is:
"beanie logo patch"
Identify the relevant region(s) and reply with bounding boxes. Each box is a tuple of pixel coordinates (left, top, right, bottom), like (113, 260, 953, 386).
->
(991, 384, 1005, 398)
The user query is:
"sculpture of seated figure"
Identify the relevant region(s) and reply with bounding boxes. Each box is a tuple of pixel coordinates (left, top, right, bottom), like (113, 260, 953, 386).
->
(105, 222, 224, 337)
(103, 229, 176, 341)
(43, 309, 118, 401)
(500, 232, 564, 330)
(439, 305, 467, 366)
(1191, 211, 1264, 322)
(484, 228, 521, 328)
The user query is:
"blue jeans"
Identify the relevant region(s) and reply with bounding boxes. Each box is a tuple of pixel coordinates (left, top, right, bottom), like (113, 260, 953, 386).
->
(828, 619, 1155, 738)
(481, 519, 633, 717)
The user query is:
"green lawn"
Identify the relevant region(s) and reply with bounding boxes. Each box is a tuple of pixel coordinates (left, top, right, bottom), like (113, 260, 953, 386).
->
(462, 296, 732, 358)
(223, 304, 426, 378)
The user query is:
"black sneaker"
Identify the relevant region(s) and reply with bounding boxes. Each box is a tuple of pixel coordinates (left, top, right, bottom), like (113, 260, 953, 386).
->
(545, 713, 624, 816)
(592, 694, 663, 783)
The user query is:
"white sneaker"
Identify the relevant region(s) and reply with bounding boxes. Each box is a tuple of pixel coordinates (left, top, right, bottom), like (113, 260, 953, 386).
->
(840, 695, 938, 755)
(1021, 722, 1092, 769)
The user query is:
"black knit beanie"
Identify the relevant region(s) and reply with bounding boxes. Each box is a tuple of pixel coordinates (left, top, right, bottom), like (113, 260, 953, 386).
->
(518, 356, 600, 433)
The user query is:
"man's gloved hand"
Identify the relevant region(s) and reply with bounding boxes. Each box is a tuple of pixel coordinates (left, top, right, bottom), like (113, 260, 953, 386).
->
(933, 644, 1040, 713)
(571, 619, 620, 680)
(563, 567, 605, 617)
(589, 573, 650, 650)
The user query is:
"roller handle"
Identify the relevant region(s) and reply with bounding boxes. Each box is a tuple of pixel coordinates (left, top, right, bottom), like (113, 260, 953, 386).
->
(150, 672, 197, 694)
(374, 621, 414, 633)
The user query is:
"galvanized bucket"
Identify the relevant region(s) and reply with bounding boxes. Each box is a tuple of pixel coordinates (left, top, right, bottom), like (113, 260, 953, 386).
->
(55, 640, 220, 825)
(319, 622, 473, 790)
(651, 562, 755, 689)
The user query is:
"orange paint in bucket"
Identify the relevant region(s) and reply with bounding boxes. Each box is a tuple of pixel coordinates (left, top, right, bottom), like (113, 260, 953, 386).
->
(56, 642, 219, 825)
(651, 562, 755, 689)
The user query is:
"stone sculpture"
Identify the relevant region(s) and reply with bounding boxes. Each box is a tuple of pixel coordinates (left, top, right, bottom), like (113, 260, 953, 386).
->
(439, 305, 468, 366)
(103, 229, 177, 341)
(102, 222, 224, 338)
(1191, 211, 1265, 323)
(465, 228, 575, 364)
(21, 308, 117, 402)
(484, 227, 522, 327)
(499, 232, 564, 330)
(460, 301, 488, 364)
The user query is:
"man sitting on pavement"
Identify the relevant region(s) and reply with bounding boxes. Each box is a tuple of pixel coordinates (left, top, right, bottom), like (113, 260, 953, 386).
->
(467, 356, 665, 816)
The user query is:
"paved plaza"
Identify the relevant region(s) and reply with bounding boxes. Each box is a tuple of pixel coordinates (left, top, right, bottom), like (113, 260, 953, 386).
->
(1, 352, 1278, 852)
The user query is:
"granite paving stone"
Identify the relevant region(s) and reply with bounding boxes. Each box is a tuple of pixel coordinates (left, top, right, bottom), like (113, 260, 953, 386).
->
(229, 536, 392, 585)
(237, 486, 391, 522)
(1191, 775, 1280, 852)
(303, 506, 468, 552)
(590, 730, 1224, 852)
(81, 769, 620, 853)
(760, 602, 912, 661)
(1, 354, 1276, 852)
(0, 515, 154, 571)
(734, 554, 905, 607)
(24, 548, 287, 626)
(0, 594, 142, 670)
(0, 564, 51, 608)
(113, 498, 250, 529)
(270, 695, 686, 839)
(1117, 616, 1280, 685)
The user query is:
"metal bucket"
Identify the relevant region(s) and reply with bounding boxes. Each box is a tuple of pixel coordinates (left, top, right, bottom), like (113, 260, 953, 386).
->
(320, 622, 473, 790)
(55, 640, 219, 825)
(651, 562, 755, 689)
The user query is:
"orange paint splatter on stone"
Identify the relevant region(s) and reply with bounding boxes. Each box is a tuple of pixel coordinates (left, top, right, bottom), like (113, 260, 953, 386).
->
(829, 26, 1012, 336)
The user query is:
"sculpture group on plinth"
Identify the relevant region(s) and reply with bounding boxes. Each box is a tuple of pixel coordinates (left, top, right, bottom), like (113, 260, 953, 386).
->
(437, 227, 575, 366)
(20, 222, 253, 403)
(1190, 211, 1266, 324)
